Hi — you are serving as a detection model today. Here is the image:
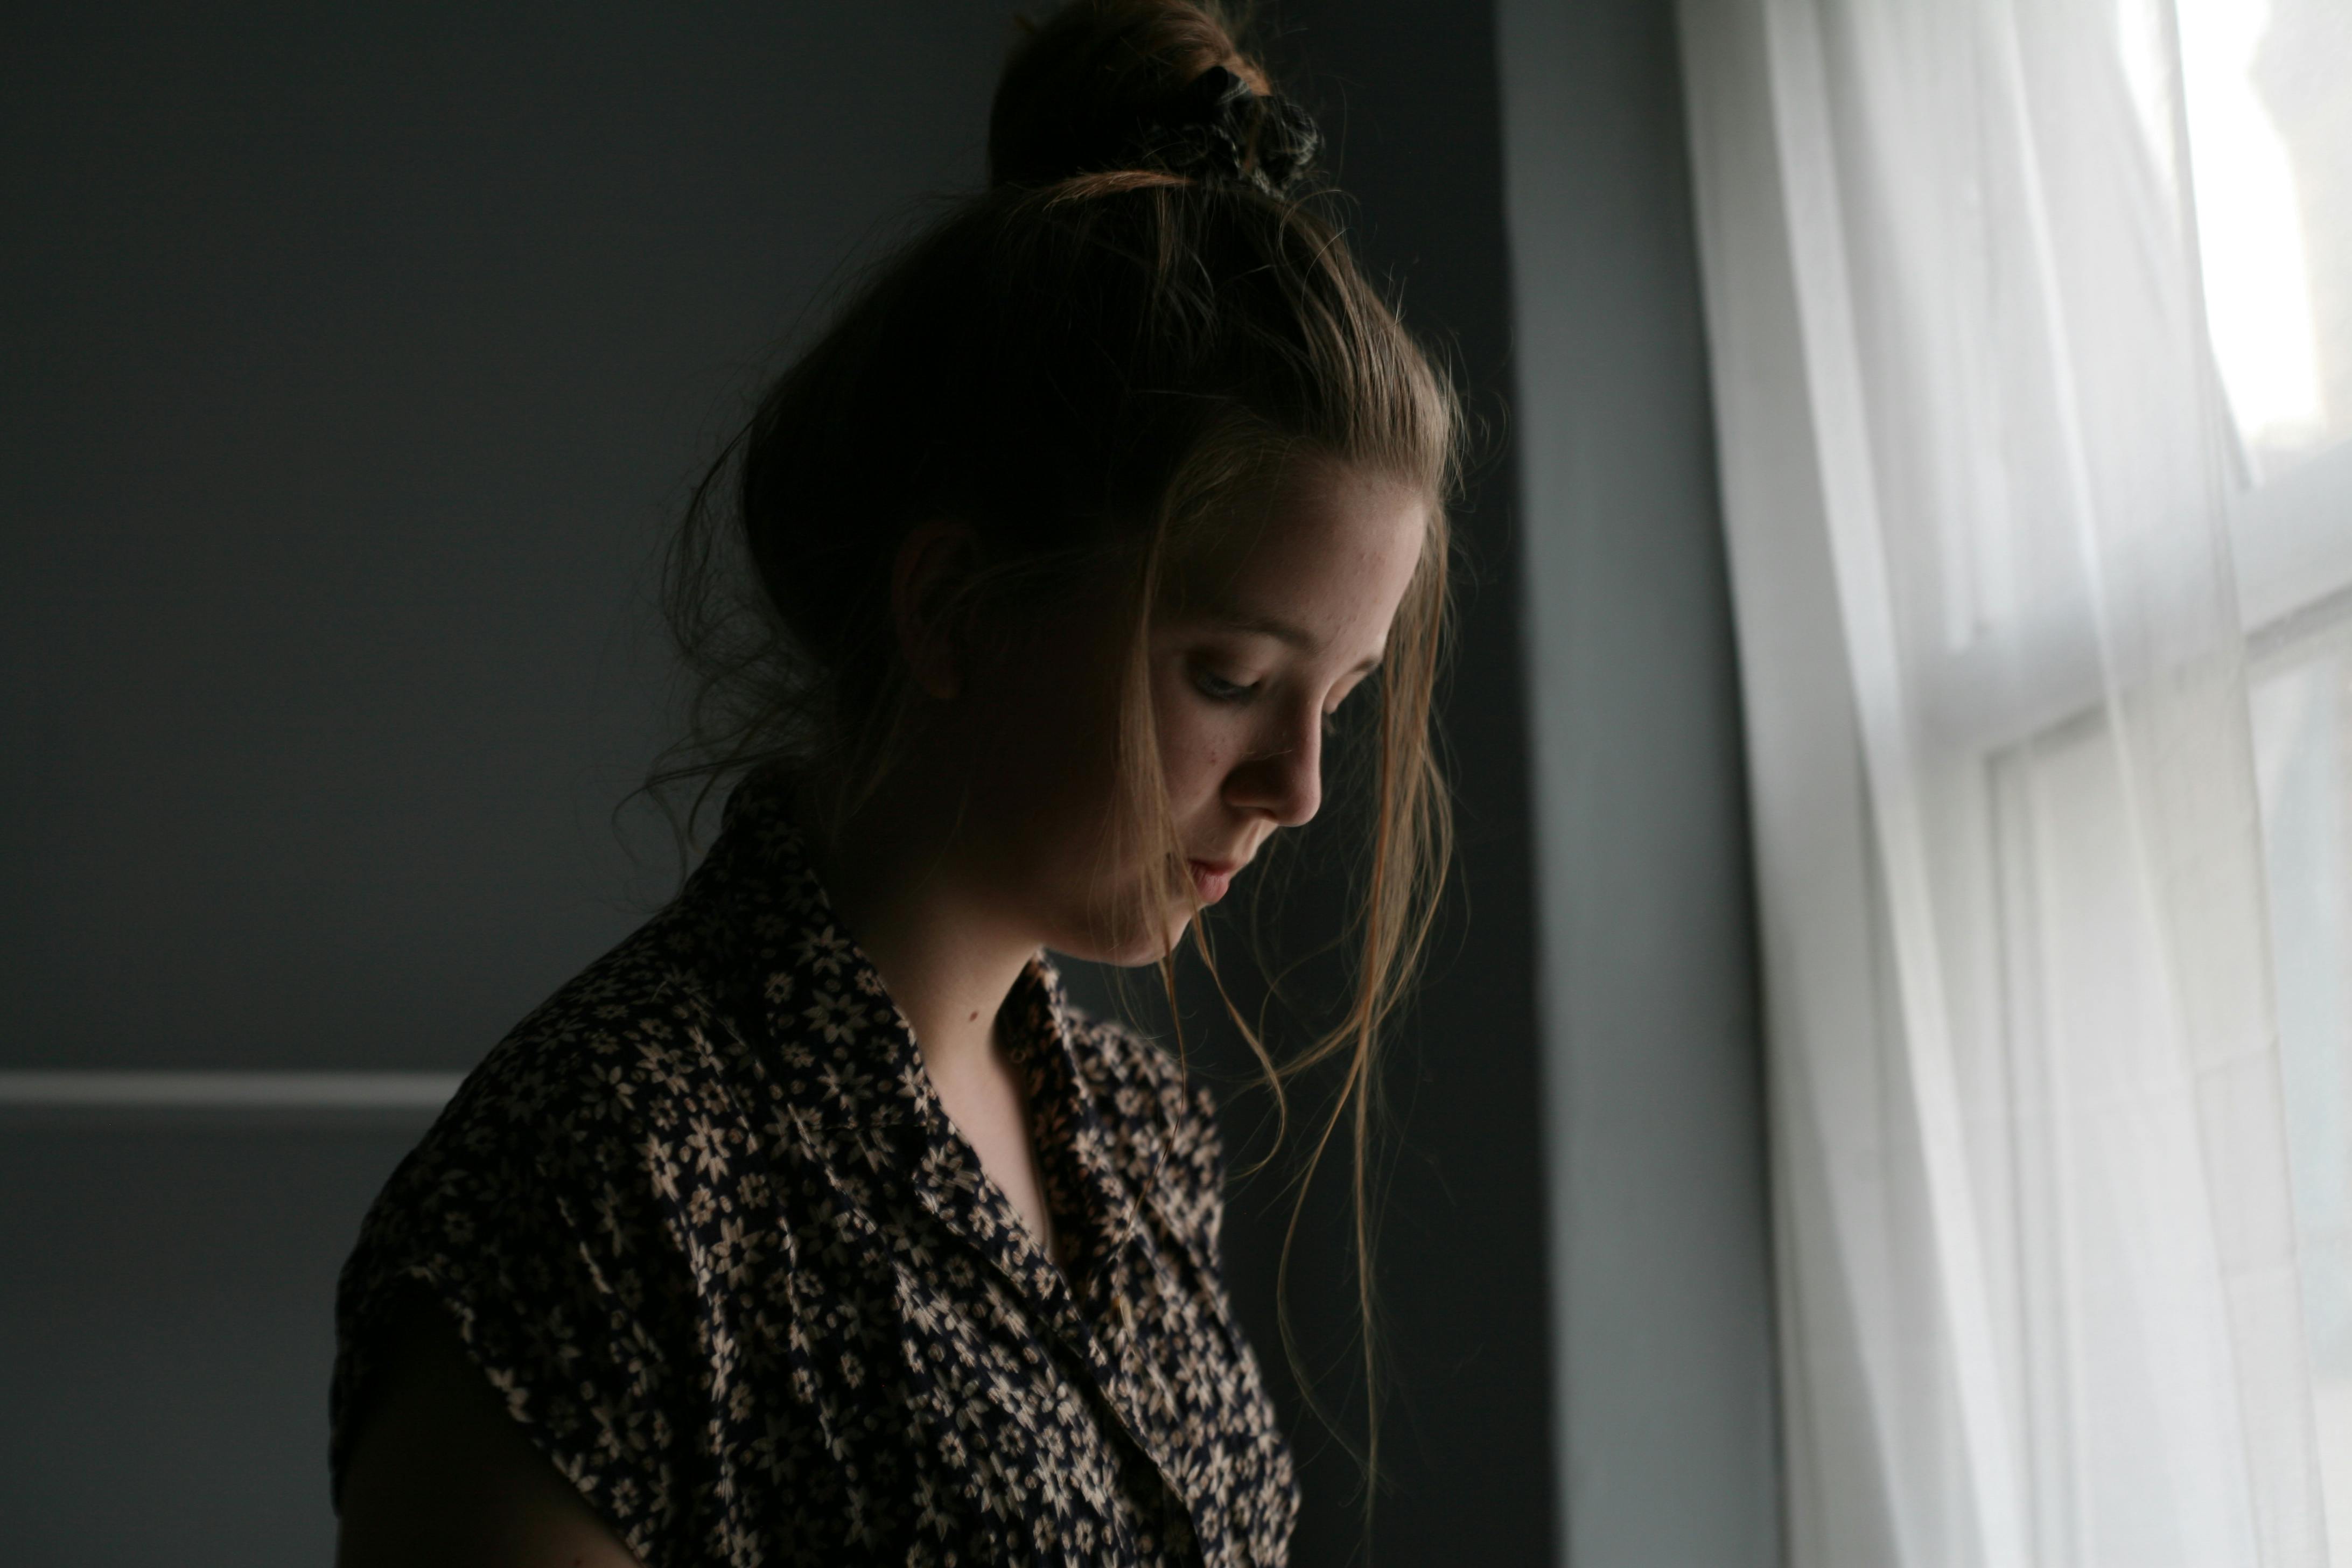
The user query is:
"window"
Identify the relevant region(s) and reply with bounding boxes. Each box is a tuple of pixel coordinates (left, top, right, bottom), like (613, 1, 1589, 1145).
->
(1681, 0, 2352, 1559)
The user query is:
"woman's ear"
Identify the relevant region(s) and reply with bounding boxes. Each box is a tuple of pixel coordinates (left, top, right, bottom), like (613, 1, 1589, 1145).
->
(891, 518, 980, 701)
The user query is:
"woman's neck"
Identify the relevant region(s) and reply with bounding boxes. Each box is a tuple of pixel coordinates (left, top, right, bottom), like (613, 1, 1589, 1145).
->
(788, 772, 1039, 1083)
(786, 766, 1064, 1260)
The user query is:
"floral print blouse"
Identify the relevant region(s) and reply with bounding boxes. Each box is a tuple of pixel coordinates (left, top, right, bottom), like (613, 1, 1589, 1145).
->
(330, 767, 1300, 1566)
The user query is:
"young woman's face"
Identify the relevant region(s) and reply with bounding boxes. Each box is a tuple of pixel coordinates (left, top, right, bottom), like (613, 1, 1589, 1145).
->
(953, 456, 1431, 967)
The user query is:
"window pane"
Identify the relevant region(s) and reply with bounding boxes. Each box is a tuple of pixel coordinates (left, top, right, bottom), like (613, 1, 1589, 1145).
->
(2251, 638, 2352, 1552)
(2178, 0, 2352, 475)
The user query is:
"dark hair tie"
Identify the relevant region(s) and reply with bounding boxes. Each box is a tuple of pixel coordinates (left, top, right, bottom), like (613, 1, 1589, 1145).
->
(1128, 64, 1322, 198)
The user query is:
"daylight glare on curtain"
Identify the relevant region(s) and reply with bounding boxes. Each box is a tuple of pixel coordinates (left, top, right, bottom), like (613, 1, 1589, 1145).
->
(1679, 0, 2352, 1563)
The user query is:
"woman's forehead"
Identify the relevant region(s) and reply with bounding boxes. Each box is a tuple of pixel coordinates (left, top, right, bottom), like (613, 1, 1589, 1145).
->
(1173, 450, 1424, 558)
(1157, 472, 1428, 645)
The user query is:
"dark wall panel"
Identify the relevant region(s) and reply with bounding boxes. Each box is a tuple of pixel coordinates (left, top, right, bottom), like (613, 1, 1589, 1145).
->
(1275, 4, 1556, 1563)
(1498, 0, 1783, 1562)
(2, 1, 1013, 1073)
(0, 1123, 424, 1563)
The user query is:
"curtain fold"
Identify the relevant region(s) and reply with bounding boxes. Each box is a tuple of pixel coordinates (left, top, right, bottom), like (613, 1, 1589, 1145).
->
(1678, 0, 2328, 1562)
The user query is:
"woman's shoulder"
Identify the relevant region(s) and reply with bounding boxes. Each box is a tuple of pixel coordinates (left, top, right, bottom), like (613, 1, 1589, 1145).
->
(367, 902, 757, 1241)
(331, 897, 757, 1539)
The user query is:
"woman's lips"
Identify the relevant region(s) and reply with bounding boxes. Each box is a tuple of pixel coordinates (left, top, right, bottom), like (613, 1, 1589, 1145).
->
(1187, 859, 1240, 904)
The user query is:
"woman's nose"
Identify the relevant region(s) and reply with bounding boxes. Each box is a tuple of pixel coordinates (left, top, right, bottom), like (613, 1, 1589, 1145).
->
(1226, 705, 1324, 827)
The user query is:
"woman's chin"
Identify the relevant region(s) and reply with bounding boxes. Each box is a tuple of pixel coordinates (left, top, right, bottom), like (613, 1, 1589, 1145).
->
(1053, 908, 1195, 970)
(1110, 921, 1192, 969)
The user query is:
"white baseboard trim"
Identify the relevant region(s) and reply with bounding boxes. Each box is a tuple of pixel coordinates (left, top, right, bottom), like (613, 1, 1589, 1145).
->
(0, 1070, 463, 1111)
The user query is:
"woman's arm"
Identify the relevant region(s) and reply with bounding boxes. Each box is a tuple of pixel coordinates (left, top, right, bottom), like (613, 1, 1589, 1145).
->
(334, 1297, 644, 1568)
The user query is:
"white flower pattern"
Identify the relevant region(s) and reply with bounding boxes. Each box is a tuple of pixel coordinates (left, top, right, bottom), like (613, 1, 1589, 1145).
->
(330, 766, 1298, 1566)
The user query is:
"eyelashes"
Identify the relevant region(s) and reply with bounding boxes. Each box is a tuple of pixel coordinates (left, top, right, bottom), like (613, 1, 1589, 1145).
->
(1191, 668, 1254, 703)
(1189, 665, 1342, 739)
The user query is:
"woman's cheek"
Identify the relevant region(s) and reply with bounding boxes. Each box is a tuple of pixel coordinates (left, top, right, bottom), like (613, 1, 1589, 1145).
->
(1153, 703, 1231, 802)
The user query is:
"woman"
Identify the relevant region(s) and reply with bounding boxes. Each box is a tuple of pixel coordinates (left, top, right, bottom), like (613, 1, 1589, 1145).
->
(330, 2, 1457, 1563)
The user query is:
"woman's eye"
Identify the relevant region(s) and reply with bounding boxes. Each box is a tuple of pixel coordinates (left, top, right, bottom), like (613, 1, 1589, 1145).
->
(1192, 668, 1254, 703)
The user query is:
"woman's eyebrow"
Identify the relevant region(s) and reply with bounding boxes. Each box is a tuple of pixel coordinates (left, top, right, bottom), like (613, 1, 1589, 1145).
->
(1212, 607, 1319, 647)
(1208, 608, 1384, 674)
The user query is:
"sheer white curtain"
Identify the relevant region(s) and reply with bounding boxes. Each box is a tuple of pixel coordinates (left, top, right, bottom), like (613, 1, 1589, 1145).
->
(1677, 0, 2346, 1562)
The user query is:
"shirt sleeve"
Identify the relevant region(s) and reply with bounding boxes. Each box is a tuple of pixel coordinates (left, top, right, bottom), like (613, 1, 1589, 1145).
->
(330, 1060, 708, 1565)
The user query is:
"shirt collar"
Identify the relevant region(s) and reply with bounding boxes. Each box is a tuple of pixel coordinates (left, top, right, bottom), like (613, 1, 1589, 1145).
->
(692, 768, 1053, 1116)
(690, 766, 1146, 1264)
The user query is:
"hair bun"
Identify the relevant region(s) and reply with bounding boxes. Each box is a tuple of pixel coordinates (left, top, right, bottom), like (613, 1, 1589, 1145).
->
(989, 1, 1323, 197)
(1124, 63, 1322, 197)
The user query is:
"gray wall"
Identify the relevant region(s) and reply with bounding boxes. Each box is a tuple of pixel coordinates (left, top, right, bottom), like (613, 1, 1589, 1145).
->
(4, 2, 1023, 1074)
(0, 1121, 426, 1563)
(1498, 0, 1784, 1563)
